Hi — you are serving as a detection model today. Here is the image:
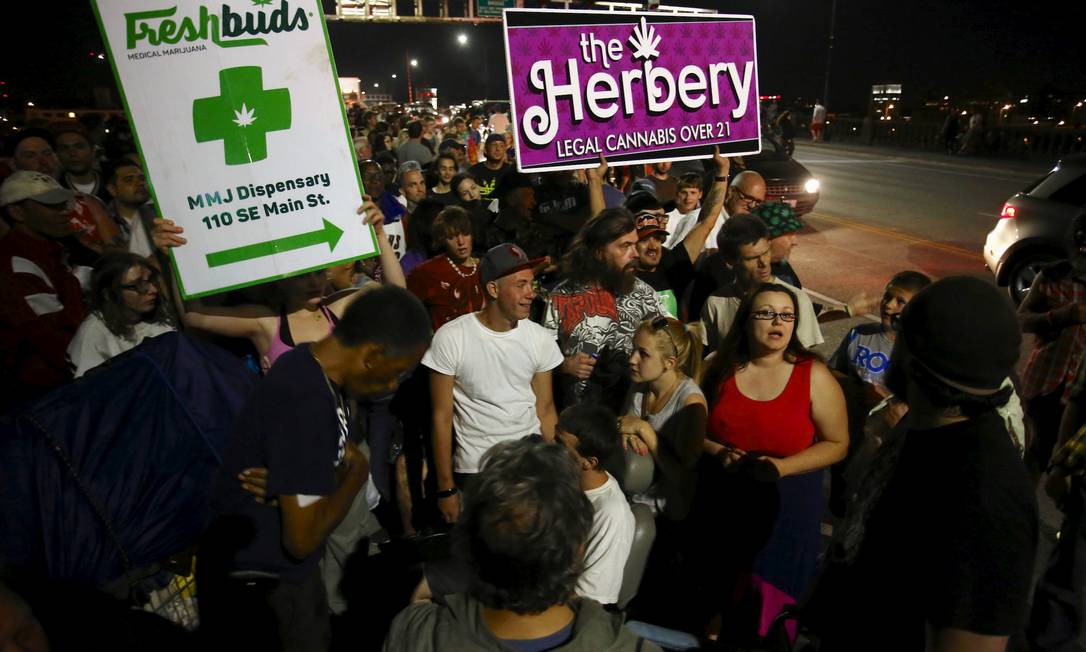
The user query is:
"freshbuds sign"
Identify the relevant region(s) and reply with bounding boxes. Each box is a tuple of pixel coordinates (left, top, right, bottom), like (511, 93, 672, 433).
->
(504, 9, 761, 172)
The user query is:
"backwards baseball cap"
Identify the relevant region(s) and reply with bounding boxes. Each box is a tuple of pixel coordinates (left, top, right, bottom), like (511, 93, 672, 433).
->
(900, 276, 1021, 394)
(751, 202, 804, 238)
(625, 188, 675, 214)
(439, 138, 466, 152)
(634, 211, 668, 241)
(0, 170, 76, 207)
(480, 243, 547, 285)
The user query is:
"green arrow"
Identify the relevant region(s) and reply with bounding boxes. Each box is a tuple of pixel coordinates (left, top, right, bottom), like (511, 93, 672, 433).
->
(205, 219, 344, 267)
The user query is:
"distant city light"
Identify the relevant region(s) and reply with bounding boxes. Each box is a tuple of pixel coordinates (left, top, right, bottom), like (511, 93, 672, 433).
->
(457, 33, 468, 45)
(67, 111, 76, 118)
(1019, 98, 1029, 103)
(374, 83, 379, 88)
(1059, 121, 1066, 126)
(391, 74, 398, 79)
(26, 101, 34, 107)
(943, 96, 949, 100)
(410, 59, 418, 67)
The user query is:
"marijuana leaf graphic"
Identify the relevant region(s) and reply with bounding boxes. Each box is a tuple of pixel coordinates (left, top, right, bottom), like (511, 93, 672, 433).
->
(251, 0, 274, 6)
(232, 103, 257, 127)
(628, 16, 661, 61)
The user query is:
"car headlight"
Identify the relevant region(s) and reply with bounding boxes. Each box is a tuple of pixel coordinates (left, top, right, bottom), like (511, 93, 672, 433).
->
(804, 178, 821, 194)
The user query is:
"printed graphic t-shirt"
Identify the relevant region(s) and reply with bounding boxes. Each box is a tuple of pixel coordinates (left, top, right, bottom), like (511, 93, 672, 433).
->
(829, 322, 895, 387)
(542, 278, 663, 404)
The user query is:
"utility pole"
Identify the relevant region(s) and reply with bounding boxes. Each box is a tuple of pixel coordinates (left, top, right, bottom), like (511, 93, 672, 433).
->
(822, 0, 837, 109)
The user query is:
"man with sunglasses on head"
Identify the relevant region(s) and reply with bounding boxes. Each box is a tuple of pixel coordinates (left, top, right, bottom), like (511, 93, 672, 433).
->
(0, 171, 88, 412)
(700, 213, 823, 352)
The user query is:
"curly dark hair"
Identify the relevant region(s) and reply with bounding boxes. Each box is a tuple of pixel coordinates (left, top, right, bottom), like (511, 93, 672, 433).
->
(701, 282, 816, 405)
(560, 207, 637, 294)
(89, 252, 172, 339)
(455, 438, 593, 614)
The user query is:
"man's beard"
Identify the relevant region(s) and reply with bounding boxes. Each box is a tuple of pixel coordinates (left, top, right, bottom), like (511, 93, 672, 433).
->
(600, 263, 636, 296)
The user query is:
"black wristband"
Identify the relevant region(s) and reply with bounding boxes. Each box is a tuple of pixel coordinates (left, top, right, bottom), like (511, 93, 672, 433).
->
(436, 487, 460, 499)
(714, 175, 727, 182)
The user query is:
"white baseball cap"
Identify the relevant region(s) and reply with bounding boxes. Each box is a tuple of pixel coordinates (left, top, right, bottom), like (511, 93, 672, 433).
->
(0, 171, 76, 207)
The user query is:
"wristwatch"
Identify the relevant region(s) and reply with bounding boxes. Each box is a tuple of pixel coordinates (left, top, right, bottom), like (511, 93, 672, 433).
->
(436, 487, 460, 499)
(714, 175, 728, 182)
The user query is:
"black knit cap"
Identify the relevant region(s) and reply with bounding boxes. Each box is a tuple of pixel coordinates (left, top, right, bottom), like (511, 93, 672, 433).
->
(900, 276, 1021, 392)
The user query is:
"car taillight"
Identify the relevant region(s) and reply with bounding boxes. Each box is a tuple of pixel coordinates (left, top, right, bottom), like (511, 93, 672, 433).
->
(1000, 203, 1017, 219)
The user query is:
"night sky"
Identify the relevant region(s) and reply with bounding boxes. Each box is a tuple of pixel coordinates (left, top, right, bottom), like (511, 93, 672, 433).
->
(2, 0, 1083, 114)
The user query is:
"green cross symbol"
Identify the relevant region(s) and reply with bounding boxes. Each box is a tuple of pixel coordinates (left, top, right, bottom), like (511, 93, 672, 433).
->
(193, 66, 291, 166)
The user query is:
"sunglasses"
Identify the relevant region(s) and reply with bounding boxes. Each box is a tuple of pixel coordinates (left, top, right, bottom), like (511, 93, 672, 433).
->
(651, 315, 679, 353)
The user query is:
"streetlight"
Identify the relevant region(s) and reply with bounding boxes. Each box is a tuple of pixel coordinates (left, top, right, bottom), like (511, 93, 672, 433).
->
(457, 33, 468, 46)
(407, 58, 419, 102)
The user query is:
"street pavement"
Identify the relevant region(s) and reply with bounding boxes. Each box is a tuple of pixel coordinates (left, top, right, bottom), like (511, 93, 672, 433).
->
(788, 141, 1052, 304)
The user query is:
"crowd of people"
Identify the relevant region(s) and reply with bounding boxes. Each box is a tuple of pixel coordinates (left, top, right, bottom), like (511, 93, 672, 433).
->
(0, 98, 1082, 652)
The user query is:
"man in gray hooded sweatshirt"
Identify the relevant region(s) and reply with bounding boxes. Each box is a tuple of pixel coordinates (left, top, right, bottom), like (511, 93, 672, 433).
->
(383, 437, 657, 652)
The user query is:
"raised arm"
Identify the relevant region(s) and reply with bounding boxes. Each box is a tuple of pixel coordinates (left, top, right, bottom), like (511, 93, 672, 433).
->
(586, 154, 609, 219)
(152, 217, 270, 343)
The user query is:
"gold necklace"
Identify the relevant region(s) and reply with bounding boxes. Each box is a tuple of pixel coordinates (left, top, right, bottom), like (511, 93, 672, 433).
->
(446, 255, 478, 279)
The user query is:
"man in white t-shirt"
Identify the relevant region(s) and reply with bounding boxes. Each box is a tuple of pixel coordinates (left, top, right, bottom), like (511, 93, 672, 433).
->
(424, 243, 562, 523)
(555, 402, 635, 605)
(663, 173, 703, 249)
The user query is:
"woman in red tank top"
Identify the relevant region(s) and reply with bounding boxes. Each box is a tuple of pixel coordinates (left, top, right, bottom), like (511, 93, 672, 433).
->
(693, 283, 848, 643)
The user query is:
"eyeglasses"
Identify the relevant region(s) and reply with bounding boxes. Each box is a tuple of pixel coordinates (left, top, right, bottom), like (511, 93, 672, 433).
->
(751, 309, 796, 322)
(650, 315, 679, 353)
(120, 278, 158, 294)
(733, 188, 764, 208)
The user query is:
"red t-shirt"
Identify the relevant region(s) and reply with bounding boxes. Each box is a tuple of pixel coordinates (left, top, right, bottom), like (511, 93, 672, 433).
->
(406, 254, 486, 332)
(708, 357, 815, 458)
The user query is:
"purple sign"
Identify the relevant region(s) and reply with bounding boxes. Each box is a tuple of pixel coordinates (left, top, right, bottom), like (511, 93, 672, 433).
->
(503, 9, 761, 172)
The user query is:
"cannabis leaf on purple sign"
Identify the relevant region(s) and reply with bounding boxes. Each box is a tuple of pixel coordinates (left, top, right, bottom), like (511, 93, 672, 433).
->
(628, 17, 661, 61)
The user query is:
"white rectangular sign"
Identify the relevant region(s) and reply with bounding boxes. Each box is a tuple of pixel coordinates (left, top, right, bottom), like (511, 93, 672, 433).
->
(92, 0, 376, 298)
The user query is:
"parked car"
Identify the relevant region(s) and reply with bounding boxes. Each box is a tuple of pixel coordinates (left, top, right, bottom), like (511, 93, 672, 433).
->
(739, 136, 821, 216)
(984, 154, 1086, 303)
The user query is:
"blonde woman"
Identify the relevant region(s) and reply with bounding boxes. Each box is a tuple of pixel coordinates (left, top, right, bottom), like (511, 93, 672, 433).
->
(620, 316, 707, 522)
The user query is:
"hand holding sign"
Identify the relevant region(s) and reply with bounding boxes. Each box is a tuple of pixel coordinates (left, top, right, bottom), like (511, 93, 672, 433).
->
(152, 218, 187, 254)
